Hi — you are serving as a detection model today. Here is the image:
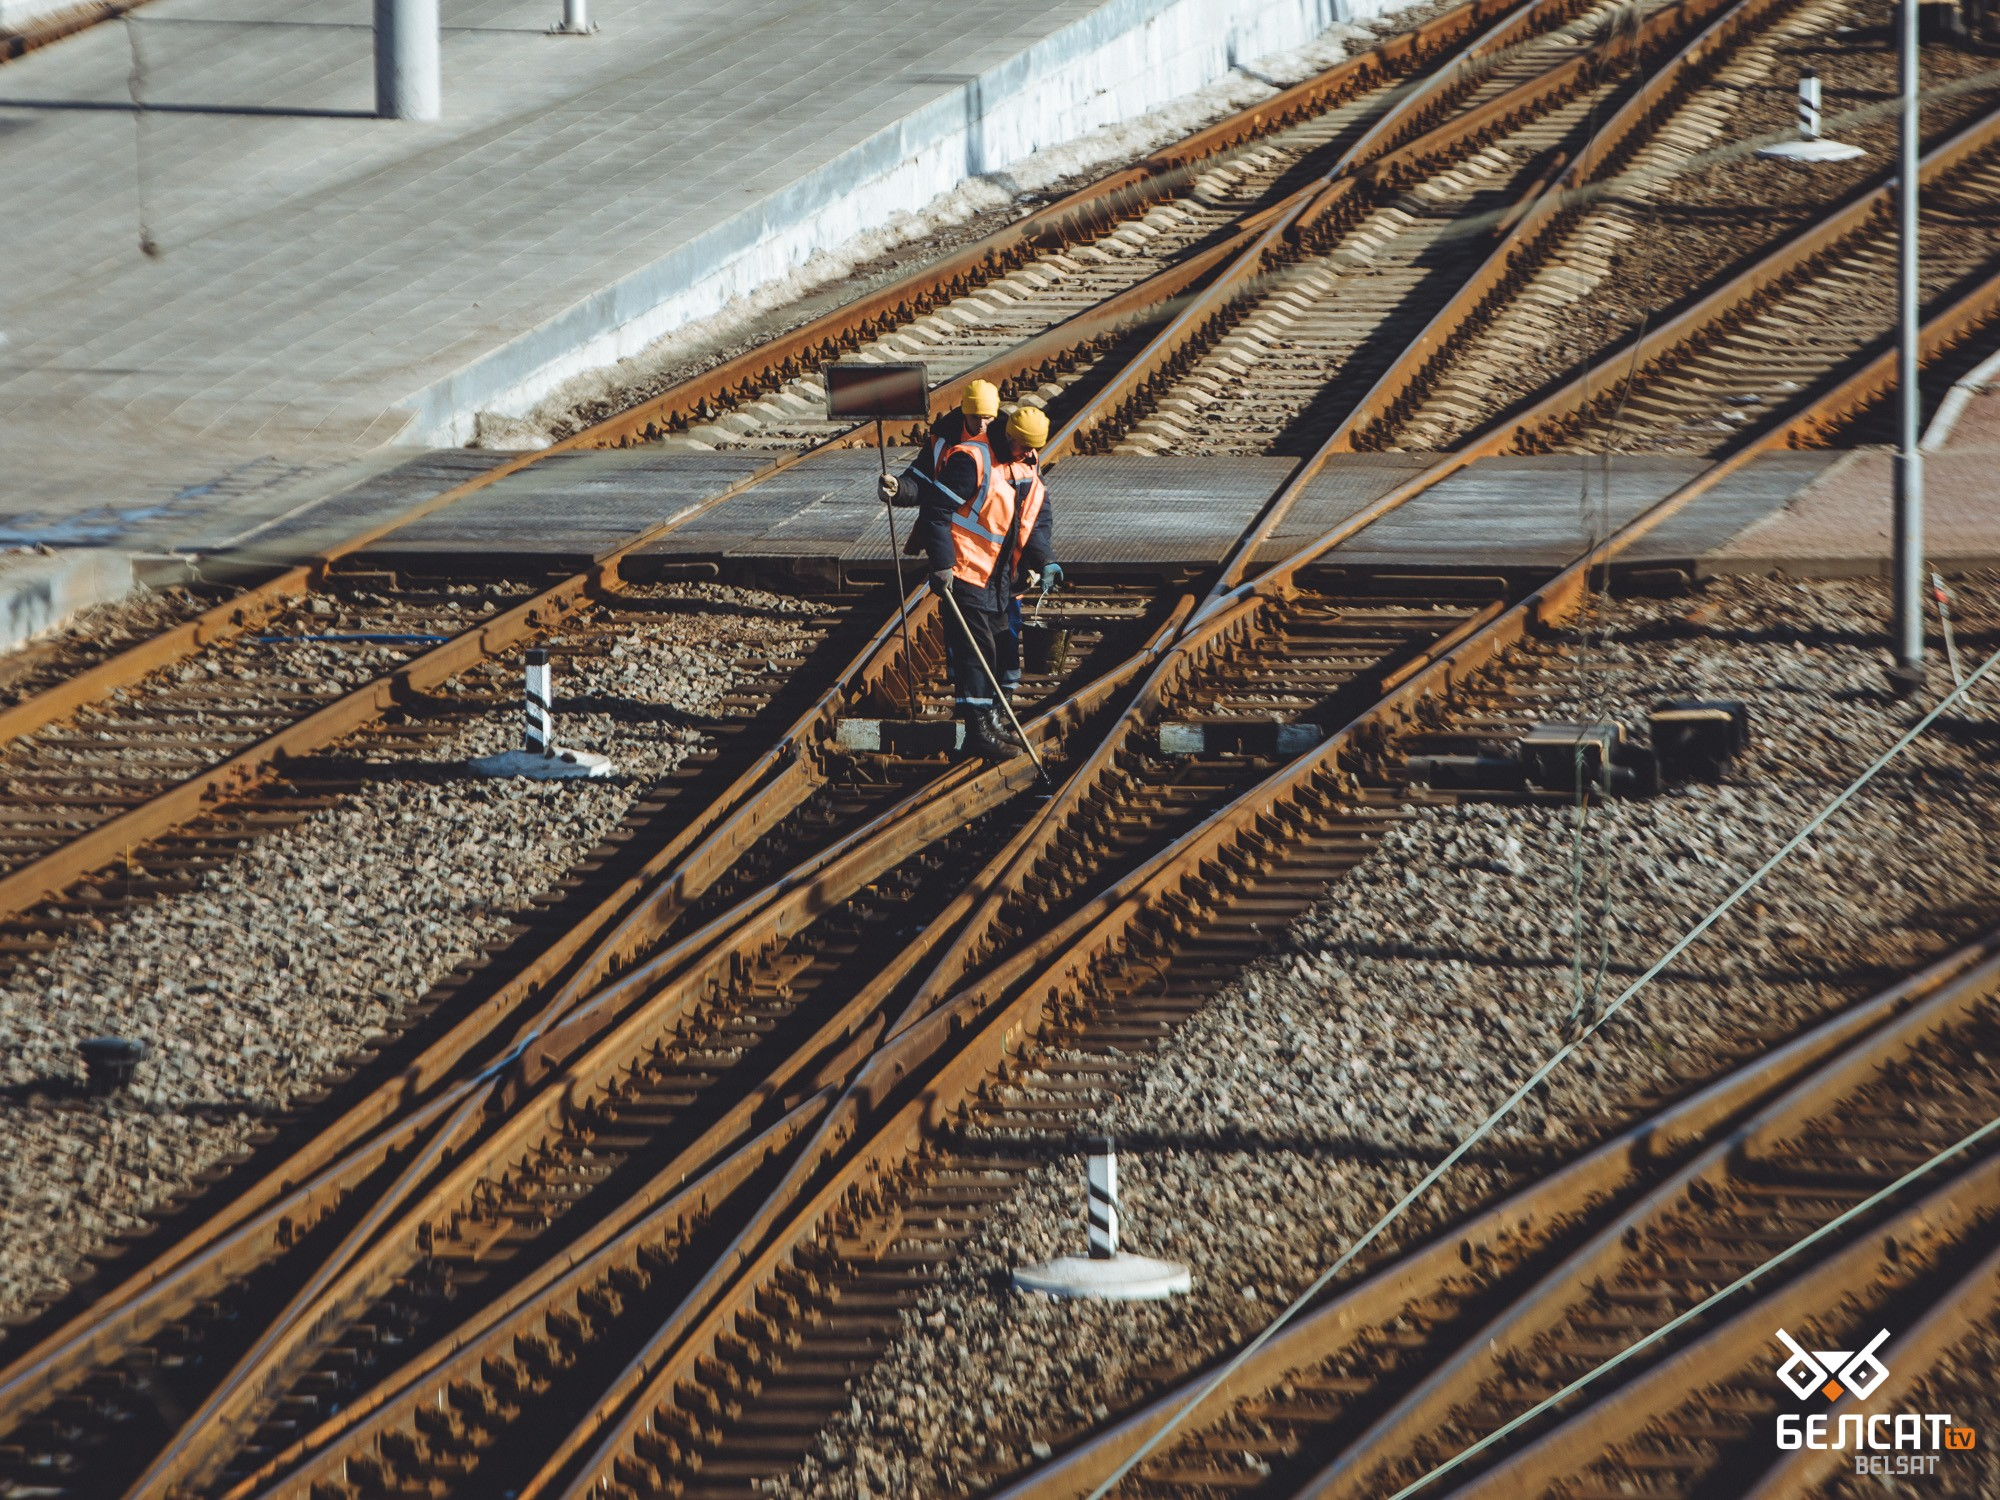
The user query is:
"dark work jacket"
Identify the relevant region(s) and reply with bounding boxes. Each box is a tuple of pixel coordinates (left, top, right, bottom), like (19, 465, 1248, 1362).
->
(917, 446, 1055, 612)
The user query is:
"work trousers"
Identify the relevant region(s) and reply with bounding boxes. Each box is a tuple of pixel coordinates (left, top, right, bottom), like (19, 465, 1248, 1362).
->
(945, 589, 1008, 706)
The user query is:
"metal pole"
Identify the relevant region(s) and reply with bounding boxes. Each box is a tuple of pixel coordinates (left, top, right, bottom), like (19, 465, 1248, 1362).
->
(375, 0, 441, 120)
(938, 587, 1050, 783)
(555, 0, 592, 34)
(1890, 0, 1926, 691)
(1797, 70, 1821, 139)
(875, 419, 922, 717)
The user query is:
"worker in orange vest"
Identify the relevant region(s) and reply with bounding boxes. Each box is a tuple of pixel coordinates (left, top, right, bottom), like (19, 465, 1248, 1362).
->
(917, 404, 1060, 758)
(882, 379, 998, 510)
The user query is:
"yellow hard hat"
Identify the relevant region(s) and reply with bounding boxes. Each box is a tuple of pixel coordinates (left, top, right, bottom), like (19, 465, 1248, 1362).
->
(960, 380, 1000, 419)
(1007, 405, 1049, 450)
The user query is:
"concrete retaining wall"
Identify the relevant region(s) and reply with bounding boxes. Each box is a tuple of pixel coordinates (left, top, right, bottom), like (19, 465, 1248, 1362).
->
(405, 0, 1394, 445)
(0, 549, 134, 657)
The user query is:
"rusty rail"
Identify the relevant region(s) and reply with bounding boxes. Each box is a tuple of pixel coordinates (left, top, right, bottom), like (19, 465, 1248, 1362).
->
(1045, 0, 1590, 462)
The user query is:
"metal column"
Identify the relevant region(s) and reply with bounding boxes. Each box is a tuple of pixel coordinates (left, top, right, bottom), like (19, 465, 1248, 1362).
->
(375, 0, 441, 121)
(1890, 0, 1925, 689)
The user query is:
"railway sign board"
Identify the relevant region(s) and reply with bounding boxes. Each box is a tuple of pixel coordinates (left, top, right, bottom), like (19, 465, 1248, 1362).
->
(822, 360, 930, 421)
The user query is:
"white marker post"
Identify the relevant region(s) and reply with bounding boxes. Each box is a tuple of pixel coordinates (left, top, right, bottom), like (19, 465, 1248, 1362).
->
(374, 0, 441, 120)
(1757, 71, 1865, 162)
(524, 648, 553, 755)
(470, 647, 615, 780)
(1013, 1137, 1191, 1301)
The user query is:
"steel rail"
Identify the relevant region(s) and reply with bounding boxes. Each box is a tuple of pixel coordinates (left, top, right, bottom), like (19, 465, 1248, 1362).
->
(1436, 1145, 2000, 1499)
(0, 3, 1567, 1446)
(126, 598, 1194, 1500)
(1190, 92, 2000, 637)
(19, 2, 1658, 1435)
(989, 929, 2000, 1499)
(566, 0, 1545, 454)
(0, 0, 1607, 945)
(539, 225, 2000, 1500)
(0, 586, 927, 1428)
(213, 602, 1199, 1500)
(0, 0, 1522, 935)
(974, 252, 2000, 1500)
(1495, 97, 2000, 454)
(0, 228, 1208, 932)
(31, 108, 2000, 1480)
(23, 23, 1992, 1500)
(1296, 947, 2000, 1498)
(869, 0, 1723, 1032)
(1044, 0, 1762, 611)
(233, 315, 1499, 1495)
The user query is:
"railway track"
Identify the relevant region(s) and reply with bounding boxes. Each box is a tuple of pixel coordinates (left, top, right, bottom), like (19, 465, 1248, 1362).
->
(3, 0, 1998, 1492)
(992, 932, 2000, 1499)
(0, 0, 1589, 980)
(1, 0, 1966, 973)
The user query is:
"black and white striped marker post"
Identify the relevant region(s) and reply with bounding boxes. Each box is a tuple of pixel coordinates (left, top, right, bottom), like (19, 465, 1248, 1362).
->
(468, 646, 615, 780)
(1086, 1136, 1119, 1259)
(1757, 69, 1865, 162)
(524, 648, 553, 756)
(1011, 1136, 1190, 1301)
(1798, 70, 1823, 139)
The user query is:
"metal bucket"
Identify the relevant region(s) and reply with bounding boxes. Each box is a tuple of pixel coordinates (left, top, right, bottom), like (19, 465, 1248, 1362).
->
(1022, 620, 1071, 676)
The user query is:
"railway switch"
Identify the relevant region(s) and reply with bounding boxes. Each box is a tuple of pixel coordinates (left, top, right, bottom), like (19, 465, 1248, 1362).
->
(1402, 752, 1527, 793)
(1519, 721, 1659, 798)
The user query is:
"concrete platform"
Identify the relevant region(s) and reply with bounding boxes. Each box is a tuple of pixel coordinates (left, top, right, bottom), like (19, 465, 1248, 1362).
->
(0, 0, 1379, 564)
(339, 448, 1999, 583)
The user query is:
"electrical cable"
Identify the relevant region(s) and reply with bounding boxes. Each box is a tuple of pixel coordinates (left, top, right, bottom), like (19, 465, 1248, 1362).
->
(1931, 568, 1974, 704)
(1383, 1107, 2000, 1499)
(1082, 641, 2000, 1500)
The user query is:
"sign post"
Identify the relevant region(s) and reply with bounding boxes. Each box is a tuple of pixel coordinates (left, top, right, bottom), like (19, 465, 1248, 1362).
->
(824, 362, 931, 714)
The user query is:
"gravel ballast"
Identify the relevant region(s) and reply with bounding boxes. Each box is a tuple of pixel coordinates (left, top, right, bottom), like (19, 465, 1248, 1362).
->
(0, 583, 831, 1324)
(773, 572, 2000, 1498)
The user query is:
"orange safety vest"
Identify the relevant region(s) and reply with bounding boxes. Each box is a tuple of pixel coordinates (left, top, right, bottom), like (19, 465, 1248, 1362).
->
(939, 440, 1045, 588)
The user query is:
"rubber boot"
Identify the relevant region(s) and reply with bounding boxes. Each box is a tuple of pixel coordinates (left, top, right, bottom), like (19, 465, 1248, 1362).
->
(980, 705, 1025, 751)
(960, 704, 1013, 760)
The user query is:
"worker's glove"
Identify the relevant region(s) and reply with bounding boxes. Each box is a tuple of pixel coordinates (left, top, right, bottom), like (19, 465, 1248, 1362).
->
(877, 473, 900, 504)
(1034, 562, 1064, 593)
(929, 568, 955, 596)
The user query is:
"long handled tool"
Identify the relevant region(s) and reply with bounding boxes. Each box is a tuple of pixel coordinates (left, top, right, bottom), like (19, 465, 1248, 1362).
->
(873, 417, 922, 717)
(938, 584, 1050, 785)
